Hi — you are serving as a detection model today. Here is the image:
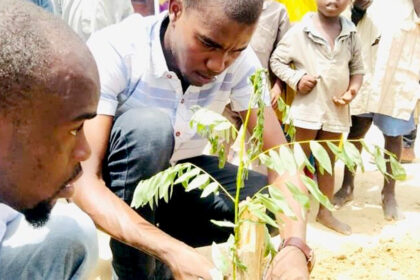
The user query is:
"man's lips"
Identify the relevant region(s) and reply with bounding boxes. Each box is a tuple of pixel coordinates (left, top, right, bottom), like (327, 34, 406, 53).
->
(196, 71, 216, 84)
(56, 169, 83, 199)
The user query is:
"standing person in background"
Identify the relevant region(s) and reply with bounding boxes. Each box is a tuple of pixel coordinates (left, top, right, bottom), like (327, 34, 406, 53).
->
(271, 0, 364, 235)
(334, 0, 420, 221)
(50, 0, 134, 41)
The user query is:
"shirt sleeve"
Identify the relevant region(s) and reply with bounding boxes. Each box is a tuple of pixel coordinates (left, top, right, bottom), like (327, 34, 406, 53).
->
(87, 31, 129, 116)
(270, 31, 306, 91)
(229, 48, 271, 112)
(349, 32, 365, 76)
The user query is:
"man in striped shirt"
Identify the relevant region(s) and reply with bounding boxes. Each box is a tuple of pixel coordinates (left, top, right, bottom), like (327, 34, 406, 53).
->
(74, 0, 310, 279)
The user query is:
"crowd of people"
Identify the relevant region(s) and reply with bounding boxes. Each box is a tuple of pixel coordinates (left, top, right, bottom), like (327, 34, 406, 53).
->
(0, 0, 419, 279)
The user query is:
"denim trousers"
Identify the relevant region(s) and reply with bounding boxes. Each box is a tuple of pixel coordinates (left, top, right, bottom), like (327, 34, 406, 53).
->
(0, 203, 98, 280)
(104, 108, 268, 280)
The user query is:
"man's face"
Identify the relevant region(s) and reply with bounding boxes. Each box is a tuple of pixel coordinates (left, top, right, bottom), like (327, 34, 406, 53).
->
(167, 1, 257, 86)
(0, 52, 99, 226)
(317, 0, 350, 17)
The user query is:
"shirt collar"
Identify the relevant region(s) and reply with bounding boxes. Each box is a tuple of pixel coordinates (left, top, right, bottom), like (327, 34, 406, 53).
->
(150, 12, 171, 78)
(302, 12, 357, 40)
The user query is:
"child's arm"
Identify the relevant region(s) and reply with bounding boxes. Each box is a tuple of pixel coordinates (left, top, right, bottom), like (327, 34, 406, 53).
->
(333, 31, 365, 105)
(270, 32, 314, 94)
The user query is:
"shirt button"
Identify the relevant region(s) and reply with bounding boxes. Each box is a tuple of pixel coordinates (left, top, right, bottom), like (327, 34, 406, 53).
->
(167, 74, 172, 79)
(175, 131, 181, 137)
(180, 99, 185, 104)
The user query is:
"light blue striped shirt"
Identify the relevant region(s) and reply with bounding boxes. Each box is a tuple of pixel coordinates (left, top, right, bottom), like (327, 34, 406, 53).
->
(87, 13, 269, 161)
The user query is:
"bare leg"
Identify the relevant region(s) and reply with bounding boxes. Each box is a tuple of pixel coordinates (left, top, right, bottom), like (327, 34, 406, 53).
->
(314, 130, 352, 235)
(333, 116, 372, 208)
(383, 135, 405, 220)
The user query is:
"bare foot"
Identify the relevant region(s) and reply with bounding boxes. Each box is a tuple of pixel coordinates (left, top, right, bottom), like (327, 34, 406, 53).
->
(382, 192, 404, 221)
(316, 210, 352, 235)
(332, 186, 354, 209)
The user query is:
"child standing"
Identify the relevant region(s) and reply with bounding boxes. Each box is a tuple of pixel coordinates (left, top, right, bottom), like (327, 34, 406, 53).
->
(270, 0, 364, 234)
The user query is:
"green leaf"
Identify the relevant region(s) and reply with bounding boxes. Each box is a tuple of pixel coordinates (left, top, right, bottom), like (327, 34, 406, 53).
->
(210, 220, 236, 228)
(268, 186, 296, 218)
(185, 174, 209, 192)
(326, 141, 348, 165)
(373, 146, 387, 174)
(286, 182, 310, 210)
(294, 143, 315, 173)
(389, 156, 407, 180)
(279, 145, 297, 174)
(211, 242, 230, 275)
(264, 226, 277, 258)
(201, 182, 219, 198)
(268, 149, 286, 175)
(255, 193, 282, 215)
(343, 141, 364, 172)
(248, 204, 278, 228)
(300, 175, 333, 210)
(310, 141, 332, 175)
(174, 167, 200, 185)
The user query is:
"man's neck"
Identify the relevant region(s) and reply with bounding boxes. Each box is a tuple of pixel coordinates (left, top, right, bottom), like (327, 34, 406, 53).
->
(160, 18, 190, 92)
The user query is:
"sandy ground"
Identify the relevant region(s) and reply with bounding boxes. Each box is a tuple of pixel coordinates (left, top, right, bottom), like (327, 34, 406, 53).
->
(90, 125, 420, 279)
(308, 126, 420, 280)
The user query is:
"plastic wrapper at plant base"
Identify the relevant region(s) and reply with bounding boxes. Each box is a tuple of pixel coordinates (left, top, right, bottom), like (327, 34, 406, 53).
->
(130, 68, 407, 279)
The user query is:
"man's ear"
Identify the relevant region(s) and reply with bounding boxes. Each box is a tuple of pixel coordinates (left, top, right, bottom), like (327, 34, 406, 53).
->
(168, 0, 184, 22)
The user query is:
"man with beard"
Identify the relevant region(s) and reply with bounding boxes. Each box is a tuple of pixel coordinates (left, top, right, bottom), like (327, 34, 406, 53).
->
(0, 0, 100, 278)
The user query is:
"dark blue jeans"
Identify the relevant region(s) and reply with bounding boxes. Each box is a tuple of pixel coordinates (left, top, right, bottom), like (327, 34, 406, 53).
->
(104, 108, 268, 280)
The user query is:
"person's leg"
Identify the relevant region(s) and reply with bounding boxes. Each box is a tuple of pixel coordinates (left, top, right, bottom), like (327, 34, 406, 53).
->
(401, 126, 417, 163)
(382, 134, 404, 220)
(0, 203, 98, 280)
(157, 155, 268, 247)
(315, 130, 351, 235)
(333, 116, 373, 207)
(372, 113, 415, 220)
(103, 108, 175, 280)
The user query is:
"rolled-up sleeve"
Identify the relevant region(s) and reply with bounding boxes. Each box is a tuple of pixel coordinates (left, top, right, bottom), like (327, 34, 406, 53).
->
(87, 31, 128, 116)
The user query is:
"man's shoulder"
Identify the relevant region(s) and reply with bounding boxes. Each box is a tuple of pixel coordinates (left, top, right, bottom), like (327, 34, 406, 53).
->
(88, 13, 159, 54)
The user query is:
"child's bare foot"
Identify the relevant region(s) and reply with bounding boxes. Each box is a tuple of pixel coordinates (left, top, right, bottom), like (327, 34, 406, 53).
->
(332, 186, 354, 209)
(382, 192, 404, 221)
(316, 210, 352, 235)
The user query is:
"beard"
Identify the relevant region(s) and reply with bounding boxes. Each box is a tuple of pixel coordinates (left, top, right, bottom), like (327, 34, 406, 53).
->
(21, 199, 53, 228)
(21, 164, 82, 228)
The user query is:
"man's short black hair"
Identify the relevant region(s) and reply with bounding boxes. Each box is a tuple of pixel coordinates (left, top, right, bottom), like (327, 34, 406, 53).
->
(184, 0, 264, 25)
(0, 0, 81, 113)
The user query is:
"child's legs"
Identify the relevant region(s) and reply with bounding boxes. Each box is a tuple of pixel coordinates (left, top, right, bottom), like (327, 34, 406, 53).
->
(315, 130, 352, 234)
(334, 115, 373, 207)
(315, 130, 341, 207)
(294, 127, 318, 157)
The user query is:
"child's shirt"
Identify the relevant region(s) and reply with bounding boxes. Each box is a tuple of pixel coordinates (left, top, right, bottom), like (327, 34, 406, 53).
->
(270, 13, 364, 133)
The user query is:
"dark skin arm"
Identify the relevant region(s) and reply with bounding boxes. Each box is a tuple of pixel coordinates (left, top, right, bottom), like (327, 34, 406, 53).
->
(240, 107, 309, 280)
(72, 115, 214, 280)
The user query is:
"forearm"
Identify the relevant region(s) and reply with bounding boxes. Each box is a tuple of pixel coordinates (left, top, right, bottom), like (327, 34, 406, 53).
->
(348, 74, 363, 93)
(268, 170, 307, 240)
(72, 176, 187, 265)
(243, 108, 307, 240)
(270, 53, 305, 91)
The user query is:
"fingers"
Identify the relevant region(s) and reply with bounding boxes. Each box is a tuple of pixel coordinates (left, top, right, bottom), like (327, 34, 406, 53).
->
(332, 96, 346, 105)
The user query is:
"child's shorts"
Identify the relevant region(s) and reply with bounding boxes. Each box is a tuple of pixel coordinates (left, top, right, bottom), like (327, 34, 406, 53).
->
(357, 113, 416, 137)
(293, 119, 349, 134)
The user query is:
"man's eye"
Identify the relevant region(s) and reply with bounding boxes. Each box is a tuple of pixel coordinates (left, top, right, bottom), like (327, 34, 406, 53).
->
(69, 124, 84, 136)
